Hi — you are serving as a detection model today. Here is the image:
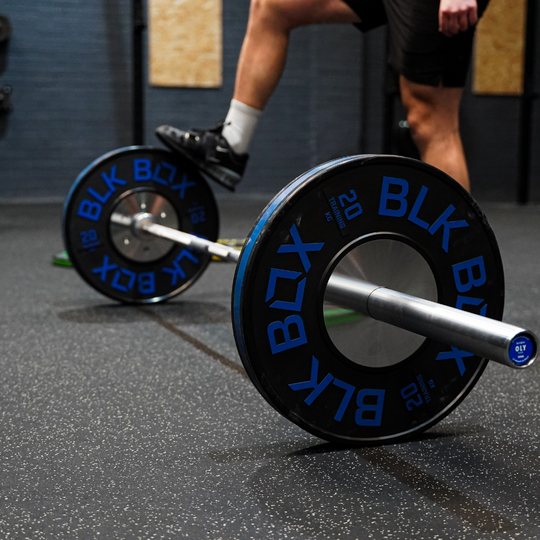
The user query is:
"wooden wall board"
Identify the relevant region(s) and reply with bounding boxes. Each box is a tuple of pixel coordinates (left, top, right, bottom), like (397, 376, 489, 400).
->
(473, 0, 527, 95)
(149, 0, 222, 88)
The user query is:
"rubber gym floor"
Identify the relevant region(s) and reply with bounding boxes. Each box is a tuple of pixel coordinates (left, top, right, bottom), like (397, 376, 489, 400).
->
(1, 195, 539, 539)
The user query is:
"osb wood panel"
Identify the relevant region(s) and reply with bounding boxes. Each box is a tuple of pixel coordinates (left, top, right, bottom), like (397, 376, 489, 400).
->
(149, 0, 222, 88)
(473, 0, 527, 95)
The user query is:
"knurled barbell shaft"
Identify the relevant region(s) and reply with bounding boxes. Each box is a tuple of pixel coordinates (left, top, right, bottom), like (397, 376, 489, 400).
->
(111, 213, 537, 369)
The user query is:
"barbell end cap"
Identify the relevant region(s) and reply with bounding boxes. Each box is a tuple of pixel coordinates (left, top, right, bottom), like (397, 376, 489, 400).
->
(508, 333, 537, 369)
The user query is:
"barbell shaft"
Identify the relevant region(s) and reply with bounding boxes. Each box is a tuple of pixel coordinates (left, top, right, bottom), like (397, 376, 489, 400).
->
(143, 221, 241, 263)
(110, 213, 537, 369)
(110, 213, 241, 263)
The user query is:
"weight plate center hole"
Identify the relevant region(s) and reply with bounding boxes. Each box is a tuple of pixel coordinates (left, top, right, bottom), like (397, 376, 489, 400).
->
(323, 237, 438, 369)
(110, 190, 180, 263)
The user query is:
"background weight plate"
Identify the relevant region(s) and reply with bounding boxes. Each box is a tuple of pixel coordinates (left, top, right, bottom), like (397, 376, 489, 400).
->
(233, 155, 505, 444)
(63, 147, 219, 303)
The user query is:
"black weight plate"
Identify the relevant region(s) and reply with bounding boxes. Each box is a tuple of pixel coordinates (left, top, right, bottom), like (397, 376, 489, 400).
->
(233, 155, 504, 444)
(63, 147, 219, 303)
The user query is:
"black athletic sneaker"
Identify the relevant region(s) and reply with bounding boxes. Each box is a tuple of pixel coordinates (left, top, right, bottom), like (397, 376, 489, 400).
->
(155, 122, 248, 191)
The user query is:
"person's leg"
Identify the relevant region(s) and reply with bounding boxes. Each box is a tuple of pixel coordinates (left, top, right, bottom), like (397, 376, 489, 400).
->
(221, 0, 361, 153)
(233, 0, 361, 111)
(399, 76, 470, 191)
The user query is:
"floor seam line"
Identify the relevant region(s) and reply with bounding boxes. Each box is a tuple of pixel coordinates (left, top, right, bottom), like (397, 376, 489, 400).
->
(139, 308, 249, 379)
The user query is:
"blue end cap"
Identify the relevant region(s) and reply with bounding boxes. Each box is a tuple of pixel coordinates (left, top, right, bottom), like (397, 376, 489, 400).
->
(509, 335, 535, 366)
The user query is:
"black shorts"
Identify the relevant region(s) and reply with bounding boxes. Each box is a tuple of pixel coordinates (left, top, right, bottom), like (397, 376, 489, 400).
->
(344, 0, 490, 87)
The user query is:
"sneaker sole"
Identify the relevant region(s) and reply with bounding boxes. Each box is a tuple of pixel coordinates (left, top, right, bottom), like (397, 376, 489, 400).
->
(156, 131, 240, 192)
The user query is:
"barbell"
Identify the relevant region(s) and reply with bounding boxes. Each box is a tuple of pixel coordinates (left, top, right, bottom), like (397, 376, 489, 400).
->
(63, 146, 537, 444)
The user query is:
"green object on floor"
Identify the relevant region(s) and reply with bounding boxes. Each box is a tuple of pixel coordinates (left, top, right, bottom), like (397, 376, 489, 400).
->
(52, 250, 73, 267)
(323, 307, 363, 326)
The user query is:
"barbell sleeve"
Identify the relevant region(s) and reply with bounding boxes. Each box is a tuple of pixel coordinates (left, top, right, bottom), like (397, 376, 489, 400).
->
(325, 275, 537, 370)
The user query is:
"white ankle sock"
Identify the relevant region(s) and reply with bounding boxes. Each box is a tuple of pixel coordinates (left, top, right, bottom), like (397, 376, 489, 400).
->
(222, 99, 262, 155)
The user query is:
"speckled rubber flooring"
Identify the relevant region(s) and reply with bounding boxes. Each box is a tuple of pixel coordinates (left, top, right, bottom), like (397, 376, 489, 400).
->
(0, 197, 539, 539)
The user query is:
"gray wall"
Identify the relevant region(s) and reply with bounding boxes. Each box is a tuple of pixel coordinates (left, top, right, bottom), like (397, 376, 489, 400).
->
(0, 0, 538, 202)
